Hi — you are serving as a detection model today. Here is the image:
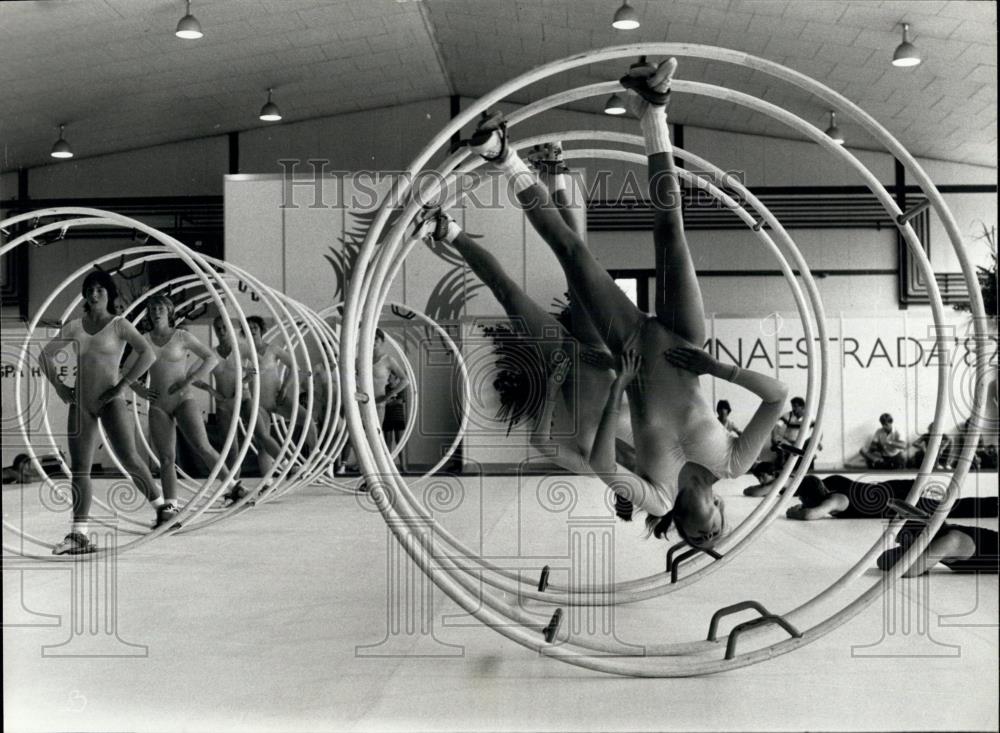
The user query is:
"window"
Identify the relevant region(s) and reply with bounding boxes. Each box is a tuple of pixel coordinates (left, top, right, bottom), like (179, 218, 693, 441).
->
(609, 269, 651, 312)
(614, 276, 638, 306)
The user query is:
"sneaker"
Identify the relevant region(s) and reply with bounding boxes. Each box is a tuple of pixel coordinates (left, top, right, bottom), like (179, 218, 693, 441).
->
(626, 56, 658, 79)
(412, 206, 453, 242)
(526, 142, 568, 176)
(461, 110, 508, 161)
(52, 531, 96, 556)
(620, 57, 677, 110)
(154, 504, 181, 530)
(222, 482, 249, 505)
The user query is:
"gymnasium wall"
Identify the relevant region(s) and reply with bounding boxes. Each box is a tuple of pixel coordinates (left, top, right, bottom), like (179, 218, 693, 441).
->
(238, 98, 452, 175)
(27, 136, 229, 198)
(224, 171, 586, 468)
(223, 173, 998, 471)
(19, 99, 453, 199)
(0, 172, 17, 199)
(5, 97, 996, 472)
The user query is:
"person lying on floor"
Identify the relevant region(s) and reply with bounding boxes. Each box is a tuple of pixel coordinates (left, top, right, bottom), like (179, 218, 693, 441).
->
(877, 519, 999, 576)
(782, 474, 999, 521)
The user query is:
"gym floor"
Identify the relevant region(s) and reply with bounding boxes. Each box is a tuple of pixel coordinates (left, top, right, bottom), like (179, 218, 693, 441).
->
(4, 471, 997, 732)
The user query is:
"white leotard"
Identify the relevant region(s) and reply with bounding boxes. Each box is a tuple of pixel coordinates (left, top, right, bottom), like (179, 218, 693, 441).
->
(62, 316, 127, 412)
(147, 329, 195, 414)
(611, 317, 781, 515)
(255, 346, 284, 410)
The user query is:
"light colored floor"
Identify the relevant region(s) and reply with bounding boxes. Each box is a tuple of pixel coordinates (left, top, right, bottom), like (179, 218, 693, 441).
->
(4, 470, 998, 732)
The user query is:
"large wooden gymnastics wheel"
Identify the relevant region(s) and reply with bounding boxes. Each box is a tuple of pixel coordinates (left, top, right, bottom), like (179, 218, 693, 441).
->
(0, 209, 341, 557)
(339, 44, 991, 677)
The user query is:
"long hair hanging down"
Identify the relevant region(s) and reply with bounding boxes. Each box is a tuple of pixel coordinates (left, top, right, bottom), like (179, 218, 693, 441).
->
(645, 511, 675, 540)
(551, 293, 572, 332)
(481, 322, 547, 435)
(615, 493, 634, 522)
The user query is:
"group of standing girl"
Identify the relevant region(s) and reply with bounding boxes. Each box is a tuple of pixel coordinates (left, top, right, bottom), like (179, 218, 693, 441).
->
(39, 270, 311, 554)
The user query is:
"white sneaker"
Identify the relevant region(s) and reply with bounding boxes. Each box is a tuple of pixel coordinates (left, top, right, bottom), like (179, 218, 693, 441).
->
(52, 531, 95, 555)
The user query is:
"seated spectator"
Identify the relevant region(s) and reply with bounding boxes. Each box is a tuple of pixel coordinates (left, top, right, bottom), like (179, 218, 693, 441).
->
(860, 413, 907, 469)
(978, 442, 998, 470)
(716, 399, 742, 437)
(949, 418, 995, 471)
(772, 396, 808, 449)
(770, 396, 820, 473)
(909, 423, 953, 469)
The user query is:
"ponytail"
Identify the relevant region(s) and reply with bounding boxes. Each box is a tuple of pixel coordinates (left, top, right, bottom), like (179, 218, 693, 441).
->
(644, 510, 675, 540)
(614, 493, 634, 522)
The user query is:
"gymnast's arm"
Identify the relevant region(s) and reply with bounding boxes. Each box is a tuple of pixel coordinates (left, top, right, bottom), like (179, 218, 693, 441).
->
(727, 371, 788, 473)
(39, 324, 76, 404)
(588, 350, 639, 475)
(180, 331, 221, 391)
(665, 346, 788, 474)
(383, 355, 409, 402)
(193, 360, 232, 403)
(115, 319, 157, 390)
(270, 346, 302, 399)
(786, 493, 849, 521)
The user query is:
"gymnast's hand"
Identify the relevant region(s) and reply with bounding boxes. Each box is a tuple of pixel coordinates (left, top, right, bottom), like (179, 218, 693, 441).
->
(54, 383, 76, 405)
(663, 345, 717, 376)
(617, 349, 642, 386)
(785, 505, 808, 520)
(578, 347, 615, 371)
(131, 382, 159, 402)
(96, 383, 126, 409)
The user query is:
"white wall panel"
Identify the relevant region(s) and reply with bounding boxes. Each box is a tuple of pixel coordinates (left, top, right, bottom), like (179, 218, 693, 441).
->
(223, 171, 997, 471)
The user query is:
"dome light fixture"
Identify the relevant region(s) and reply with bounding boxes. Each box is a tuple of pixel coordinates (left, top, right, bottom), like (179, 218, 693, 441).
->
(892, 23, 921, 67)
(258, 88, 282, 122)
(604, 93, 627, 115)
(175, 0, 203, 40)
(824, 111, 844, 145)
(612, 1, 640, 30)
(50, 124, 74, 159)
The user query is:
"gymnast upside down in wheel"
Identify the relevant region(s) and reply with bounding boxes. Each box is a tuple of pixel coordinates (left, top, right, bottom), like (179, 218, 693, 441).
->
(462, 58, 788, 549)
(413, 143, 639, 518)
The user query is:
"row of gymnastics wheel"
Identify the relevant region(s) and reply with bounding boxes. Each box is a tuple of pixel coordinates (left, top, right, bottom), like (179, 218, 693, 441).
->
(0, 207, 464, 560)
